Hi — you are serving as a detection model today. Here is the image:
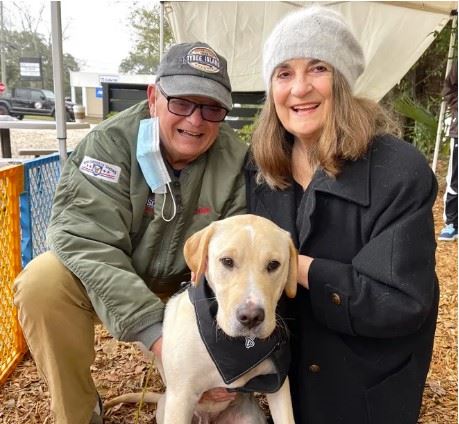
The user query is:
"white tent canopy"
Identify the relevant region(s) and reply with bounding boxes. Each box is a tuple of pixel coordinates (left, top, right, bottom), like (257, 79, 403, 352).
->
(165, 1, 455, 101)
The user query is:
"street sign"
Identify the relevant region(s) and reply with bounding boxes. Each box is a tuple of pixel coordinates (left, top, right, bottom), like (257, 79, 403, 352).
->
(0, 82, 5, 93)
(95, 87, 103, 98)
(19, 57, 43, 81)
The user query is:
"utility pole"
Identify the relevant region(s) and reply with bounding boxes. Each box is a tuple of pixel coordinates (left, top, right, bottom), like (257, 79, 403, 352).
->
(0, 2, 6, 86)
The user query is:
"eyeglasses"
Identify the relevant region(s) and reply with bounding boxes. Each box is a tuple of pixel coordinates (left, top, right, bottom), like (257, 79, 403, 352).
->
(158, 85, 228, 123)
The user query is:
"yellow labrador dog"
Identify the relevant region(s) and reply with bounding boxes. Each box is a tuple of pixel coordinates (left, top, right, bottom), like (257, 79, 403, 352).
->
(107, 214, 297, 423)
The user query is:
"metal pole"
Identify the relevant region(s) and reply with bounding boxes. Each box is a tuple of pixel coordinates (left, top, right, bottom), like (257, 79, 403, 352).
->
(50, 1, 67, 165)
(0, 2, 6, 86)
(432, 13, 457, 173)
(160, 1, 164, 61)
(0, 128, 11, 158)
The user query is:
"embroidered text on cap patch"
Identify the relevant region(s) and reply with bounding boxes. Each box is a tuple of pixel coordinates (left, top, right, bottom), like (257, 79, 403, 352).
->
(186, 47, 220, 73)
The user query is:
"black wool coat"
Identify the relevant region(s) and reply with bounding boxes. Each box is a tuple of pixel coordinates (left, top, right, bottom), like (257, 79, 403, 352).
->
(245, 135, 439, 424)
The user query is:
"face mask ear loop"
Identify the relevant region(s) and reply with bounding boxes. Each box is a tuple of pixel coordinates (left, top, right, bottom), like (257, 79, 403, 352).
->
(161, 182, 177, 222)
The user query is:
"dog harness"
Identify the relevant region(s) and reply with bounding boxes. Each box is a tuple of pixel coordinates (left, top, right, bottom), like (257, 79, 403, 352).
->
(187, 278, 290, 393)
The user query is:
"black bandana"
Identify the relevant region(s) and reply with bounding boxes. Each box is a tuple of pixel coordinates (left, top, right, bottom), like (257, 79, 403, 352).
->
(188, 277, 290, 393)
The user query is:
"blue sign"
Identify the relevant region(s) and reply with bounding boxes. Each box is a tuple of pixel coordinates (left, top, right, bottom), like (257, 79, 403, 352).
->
(95, 87, 103, 98)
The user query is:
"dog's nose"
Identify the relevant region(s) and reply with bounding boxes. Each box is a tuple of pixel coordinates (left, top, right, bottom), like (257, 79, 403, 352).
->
(236, 304, 265, 329)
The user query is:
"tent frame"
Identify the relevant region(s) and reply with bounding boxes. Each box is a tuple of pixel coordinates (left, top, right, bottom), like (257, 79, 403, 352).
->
(50, 2, 67, 166)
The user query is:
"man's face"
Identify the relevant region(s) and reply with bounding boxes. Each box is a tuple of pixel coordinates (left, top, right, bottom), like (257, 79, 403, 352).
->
(147, 84, 221, 170)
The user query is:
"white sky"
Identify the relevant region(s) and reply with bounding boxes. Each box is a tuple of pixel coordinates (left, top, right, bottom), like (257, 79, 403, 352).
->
(4, 0, 156, 73)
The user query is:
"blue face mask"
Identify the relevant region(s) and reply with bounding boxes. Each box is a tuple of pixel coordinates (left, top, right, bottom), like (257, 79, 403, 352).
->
(137, 117, 176, 221)
(136, 117, 171, 194)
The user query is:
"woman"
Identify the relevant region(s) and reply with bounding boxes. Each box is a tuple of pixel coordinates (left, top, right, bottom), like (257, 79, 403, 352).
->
(246, 6, 438, 424)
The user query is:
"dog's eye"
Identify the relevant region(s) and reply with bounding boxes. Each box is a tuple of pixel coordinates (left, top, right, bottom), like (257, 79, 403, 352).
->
(267, 260, 281, 272)
(220, 257, 234, 268)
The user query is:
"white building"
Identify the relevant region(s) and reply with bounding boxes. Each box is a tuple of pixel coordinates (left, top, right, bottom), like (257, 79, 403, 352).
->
(69, 71, 154, 118)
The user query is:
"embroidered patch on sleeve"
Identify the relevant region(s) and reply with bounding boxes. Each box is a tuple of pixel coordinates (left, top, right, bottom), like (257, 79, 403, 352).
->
(79, 156, 121, 183)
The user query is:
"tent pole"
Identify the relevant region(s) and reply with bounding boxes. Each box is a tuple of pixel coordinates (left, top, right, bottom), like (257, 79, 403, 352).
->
(0, 3, 6, 86)
(160, 1, 164, 61)
(432, 12, 457, 173)
(50, 1, 68, 166)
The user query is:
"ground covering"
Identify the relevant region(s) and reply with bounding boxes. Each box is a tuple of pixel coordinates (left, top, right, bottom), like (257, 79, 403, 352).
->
(0, 130, 456, 423)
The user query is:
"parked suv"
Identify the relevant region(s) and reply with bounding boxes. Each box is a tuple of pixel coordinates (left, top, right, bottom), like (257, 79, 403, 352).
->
(0, 87, 75, 121)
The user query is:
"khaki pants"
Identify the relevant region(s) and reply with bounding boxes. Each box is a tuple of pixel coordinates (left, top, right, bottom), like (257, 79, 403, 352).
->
(14, 251, 99, 424)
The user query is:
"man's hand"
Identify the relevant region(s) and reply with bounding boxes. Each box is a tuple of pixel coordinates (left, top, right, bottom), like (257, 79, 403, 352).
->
(150, 336, 162, 360)
(199, 387, 237, 403)
(150, 338, 235, 404)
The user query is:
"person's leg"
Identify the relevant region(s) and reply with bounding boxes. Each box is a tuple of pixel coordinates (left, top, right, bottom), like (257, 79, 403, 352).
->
(14, 251, 99, 424)
(445, 138, 458, 227)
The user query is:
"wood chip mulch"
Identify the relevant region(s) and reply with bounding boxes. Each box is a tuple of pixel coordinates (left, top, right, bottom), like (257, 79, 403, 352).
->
(0, 159, 457, 424)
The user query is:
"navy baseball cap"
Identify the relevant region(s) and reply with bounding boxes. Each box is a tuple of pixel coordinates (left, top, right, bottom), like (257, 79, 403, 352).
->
(156, 42, 232, 110)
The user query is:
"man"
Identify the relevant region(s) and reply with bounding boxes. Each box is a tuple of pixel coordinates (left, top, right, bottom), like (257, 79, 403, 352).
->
(14, 42, 247, 424)
(439, 61, 458, 241)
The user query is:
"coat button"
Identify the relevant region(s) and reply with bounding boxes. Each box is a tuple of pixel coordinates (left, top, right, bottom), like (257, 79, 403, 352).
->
(309, 364, 321, 373)
(330, 292, 341, 305)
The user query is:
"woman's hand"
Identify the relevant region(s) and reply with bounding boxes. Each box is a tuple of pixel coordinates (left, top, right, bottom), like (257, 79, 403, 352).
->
(298, 254, 313, 289)
(199, 387, 237, 403)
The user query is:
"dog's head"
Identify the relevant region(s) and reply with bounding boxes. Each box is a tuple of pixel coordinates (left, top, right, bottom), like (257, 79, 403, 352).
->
(184, 214, 297, 339)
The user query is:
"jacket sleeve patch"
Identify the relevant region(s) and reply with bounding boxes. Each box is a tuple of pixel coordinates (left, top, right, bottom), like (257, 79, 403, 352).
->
(79, 155, 121, 183)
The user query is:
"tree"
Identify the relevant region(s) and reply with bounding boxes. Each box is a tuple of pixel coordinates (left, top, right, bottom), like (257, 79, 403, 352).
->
(382, 18, 456, 158)
(3, 28, 79, 96)
(119, 3, 174, 74)
(2, 1, 80, 96)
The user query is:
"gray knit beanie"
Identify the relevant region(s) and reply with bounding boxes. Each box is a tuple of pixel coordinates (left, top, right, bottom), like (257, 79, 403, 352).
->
(263, 6, 365, 89)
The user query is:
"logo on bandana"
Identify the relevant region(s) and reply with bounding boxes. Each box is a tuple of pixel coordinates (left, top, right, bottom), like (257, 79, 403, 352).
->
(186, 47, 220, 73)
(245, 336, 255, 349)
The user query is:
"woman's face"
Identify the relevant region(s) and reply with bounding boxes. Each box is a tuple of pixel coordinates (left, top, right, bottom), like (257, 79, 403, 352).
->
(271, 58, 333, 145)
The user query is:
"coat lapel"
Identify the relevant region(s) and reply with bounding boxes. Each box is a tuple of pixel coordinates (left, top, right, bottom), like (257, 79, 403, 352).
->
(313, 149, 371, 207)
(296, 150, 372, 251)
(247, 143, 373, 251)
(253, 182, 299, 248)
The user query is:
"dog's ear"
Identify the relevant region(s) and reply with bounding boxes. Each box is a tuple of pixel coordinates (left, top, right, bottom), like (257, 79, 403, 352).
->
(285, 239, 298, 298)
(183, 224, 215, 285)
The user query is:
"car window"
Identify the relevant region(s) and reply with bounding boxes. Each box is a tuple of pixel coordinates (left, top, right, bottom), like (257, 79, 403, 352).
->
(31, 90, 43, 101)
(42, 90, 55, 100)
(15, 88, 31, 99)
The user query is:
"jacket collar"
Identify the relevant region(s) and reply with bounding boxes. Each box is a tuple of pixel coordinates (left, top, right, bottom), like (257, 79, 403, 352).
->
(247, 145, 372, 208)
(312, 150, 371, 207)
(250, 179, 299, 246)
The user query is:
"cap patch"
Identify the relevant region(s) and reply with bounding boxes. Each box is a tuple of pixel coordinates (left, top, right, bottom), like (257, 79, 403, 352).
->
(186, 47, 220, 74)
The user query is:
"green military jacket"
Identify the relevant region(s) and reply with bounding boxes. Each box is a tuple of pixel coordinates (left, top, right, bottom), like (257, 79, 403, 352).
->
(47, 100, 247, 347)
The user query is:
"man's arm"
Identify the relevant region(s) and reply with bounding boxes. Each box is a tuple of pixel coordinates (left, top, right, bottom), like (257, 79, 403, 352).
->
(47, 128, 165, 344)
